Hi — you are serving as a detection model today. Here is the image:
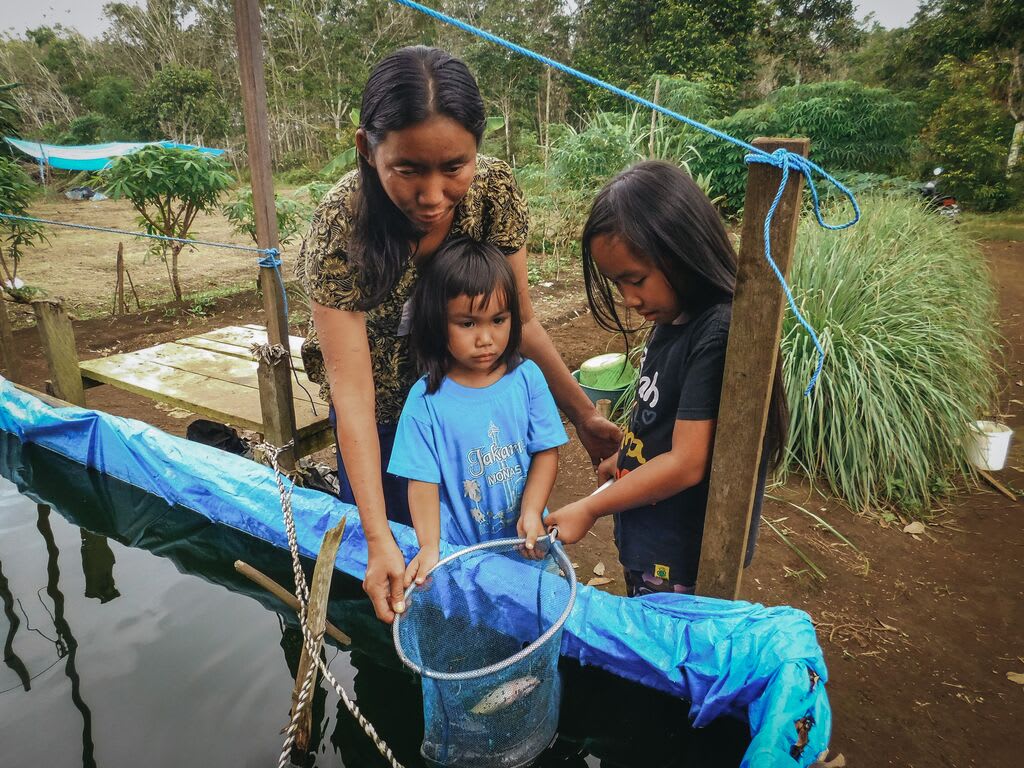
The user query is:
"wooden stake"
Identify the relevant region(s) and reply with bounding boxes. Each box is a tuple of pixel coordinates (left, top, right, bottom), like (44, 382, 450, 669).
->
(114, 242, 125, 316)
(595, 398, 612, 419)
(0, 294, 18, 383)
(32, 299, 85, 406)
(696, 137, 810, 600)
(291, 517, 347, 756)
(233, 560, 351, 646)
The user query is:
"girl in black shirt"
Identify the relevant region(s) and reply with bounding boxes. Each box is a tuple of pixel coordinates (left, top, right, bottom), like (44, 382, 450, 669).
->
(546, 161, 787, 594)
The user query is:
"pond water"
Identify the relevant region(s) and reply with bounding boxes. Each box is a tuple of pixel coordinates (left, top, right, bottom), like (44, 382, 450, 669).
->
(0, 433, 749, 767)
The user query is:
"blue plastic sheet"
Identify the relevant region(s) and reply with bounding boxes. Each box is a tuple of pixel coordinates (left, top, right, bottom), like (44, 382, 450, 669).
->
(4, 137, 227, 171)
(0, 378, 831, 766)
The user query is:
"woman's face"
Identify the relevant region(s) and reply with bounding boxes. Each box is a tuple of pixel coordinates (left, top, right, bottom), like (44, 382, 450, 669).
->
(359, 114, 478, 233)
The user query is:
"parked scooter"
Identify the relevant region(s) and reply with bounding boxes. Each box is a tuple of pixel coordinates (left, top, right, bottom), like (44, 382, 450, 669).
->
(920, 167, 961, 220)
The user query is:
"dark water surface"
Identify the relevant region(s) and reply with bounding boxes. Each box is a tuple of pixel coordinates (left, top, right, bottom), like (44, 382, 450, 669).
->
(0, 433, 748, 767)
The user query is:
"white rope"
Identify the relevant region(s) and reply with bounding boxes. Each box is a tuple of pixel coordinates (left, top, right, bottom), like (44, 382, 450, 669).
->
(263, 443, 404, 768)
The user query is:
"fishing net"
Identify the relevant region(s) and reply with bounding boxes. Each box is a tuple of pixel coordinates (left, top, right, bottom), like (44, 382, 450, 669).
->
(393, 533, 577, 768)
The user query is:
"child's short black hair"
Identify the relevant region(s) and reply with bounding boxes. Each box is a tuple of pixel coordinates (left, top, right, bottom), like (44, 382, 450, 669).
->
(411, 237, 522, 393)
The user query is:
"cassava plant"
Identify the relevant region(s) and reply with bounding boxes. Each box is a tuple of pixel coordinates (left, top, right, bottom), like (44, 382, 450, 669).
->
(100, 145, 234, 304)
(0, 155, 46, 301)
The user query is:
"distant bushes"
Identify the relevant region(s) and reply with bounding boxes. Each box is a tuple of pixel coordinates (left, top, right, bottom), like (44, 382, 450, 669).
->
(688, 81, 919, 212)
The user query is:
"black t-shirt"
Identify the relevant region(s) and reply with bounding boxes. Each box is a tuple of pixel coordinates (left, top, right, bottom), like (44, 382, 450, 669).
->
(614, 303, 765, 585)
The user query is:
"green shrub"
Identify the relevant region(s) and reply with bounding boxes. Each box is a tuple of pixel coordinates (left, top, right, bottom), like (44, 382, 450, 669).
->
(222, 188, 310, 246)
(919, 56, 1019, 212)
(0, 155, 46, 299)
(690, 81, 918, 212)
(780, 194, 999, 515)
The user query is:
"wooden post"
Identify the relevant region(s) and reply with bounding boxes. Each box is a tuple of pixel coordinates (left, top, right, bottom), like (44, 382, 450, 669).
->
(32, 299, 85, 406)
(695, 137, 809, 600)
(114, 243, 125, 316)
(0, 294, 19, 383)
(257, 353, 298, 468)
(233, 0, 287, 349)
(234, 0, 297, 462)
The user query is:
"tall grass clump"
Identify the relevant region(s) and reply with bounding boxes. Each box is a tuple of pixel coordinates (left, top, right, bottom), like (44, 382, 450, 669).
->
(781, 194, 999, 516)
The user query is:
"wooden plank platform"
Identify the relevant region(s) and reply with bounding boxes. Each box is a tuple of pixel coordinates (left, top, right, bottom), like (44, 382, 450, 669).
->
(78, 325, 333, 456)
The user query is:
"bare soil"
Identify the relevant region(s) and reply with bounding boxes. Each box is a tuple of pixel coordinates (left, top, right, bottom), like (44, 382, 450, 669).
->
(2, 220, 1022, 767)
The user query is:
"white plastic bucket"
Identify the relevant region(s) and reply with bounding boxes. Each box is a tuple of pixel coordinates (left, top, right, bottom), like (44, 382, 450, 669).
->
(965, 420, 1013, 471)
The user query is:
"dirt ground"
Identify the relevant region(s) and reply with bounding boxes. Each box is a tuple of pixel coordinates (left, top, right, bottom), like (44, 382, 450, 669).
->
(2, 230, 1022, 767)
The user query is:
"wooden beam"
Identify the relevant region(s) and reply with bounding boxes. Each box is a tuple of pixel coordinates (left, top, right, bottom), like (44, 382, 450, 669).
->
(696, 137, 810, 600)
(0, 295, 18, 383)
(233, 0, 288, 350)
(32, 299, 85, 407)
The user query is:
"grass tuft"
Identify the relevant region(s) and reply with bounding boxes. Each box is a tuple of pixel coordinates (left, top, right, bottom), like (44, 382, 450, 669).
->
(780, 194, 1000, 516)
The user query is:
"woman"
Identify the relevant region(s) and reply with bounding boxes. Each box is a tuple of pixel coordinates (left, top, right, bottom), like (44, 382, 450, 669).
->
(297, 46, 619, 623)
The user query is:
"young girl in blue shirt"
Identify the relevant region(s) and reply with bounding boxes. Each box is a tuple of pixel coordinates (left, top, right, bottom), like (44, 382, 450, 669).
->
(388, 238, 568, 586)
(546, 161, 788, 596)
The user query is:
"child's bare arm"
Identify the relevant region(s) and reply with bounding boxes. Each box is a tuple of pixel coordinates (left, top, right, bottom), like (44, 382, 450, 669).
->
(517, 447, 559, 554)
(546, 419, 715, 544)
(405, 480, 441, 586)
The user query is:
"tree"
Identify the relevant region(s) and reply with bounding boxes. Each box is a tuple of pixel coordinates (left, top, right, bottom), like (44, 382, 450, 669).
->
(920, 56, 1019, 210)
(128, 66, 229, 144)
(100, 146, 234, 304)
(879, 0, 1024, 173)
(0, 155, 46, 301)
(222, 188, 309, 246)
(572, 0, 764, 108)
(754, 0, 863, 91)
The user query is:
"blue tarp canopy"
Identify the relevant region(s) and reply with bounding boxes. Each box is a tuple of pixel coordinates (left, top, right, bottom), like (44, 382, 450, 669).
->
(4, 137, 227, 172)
(0, 378, 832, 767)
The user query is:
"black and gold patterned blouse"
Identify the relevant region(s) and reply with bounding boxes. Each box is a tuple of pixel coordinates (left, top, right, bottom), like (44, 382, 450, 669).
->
(296, 155, 529, 424)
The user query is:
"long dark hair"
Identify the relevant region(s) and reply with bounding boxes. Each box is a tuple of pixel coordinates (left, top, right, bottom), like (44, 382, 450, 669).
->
(350, 46, 486, 310)
(582, 160, 788, 469)
(411, 238, 523, 393)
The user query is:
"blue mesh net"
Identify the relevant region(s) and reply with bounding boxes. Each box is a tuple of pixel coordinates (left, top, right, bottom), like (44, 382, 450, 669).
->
(393, 535, 576, 767)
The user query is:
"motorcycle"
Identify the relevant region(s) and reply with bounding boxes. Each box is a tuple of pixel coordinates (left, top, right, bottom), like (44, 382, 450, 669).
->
(920, 167, 961, 220)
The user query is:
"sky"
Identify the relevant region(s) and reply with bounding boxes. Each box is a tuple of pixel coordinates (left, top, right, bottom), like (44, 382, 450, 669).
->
(2, 0, 924, 41)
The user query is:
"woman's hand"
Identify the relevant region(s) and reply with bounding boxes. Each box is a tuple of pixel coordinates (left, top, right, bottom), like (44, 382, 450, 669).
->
(574, 411, 622, 467)
(517, 511, 547, 560)
(364, 536, 409, 623)
(404, 544, 440, 588)
(545, 499, 599, 545)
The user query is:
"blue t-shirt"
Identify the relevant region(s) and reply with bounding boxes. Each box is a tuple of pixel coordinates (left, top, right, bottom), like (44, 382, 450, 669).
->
(388, 360, 568, 546)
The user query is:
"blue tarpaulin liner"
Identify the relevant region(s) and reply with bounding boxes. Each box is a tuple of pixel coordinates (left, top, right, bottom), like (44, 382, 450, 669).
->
(0, 377, 831, 767)
(4, 137, 226, 172)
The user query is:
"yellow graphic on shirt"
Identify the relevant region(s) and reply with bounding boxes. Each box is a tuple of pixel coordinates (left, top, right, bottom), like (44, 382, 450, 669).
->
(653, 564, 671, 580)
(620, 428, 647, 465)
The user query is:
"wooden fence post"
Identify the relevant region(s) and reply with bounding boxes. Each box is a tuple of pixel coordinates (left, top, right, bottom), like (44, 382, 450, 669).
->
(114, 242, 126, 316)
(695, 137, 809, 600)
(234, 0, 297, 465)
(0, 295, 19, 383)
(32, 299, 86, 406)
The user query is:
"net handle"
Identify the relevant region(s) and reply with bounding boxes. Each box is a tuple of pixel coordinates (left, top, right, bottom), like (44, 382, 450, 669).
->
(392, 532, 577, 681)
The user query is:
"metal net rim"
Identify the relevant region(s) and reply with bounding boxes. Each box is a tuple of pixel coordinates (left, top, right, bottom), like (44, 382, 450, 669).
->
(392, 532, 577, 681)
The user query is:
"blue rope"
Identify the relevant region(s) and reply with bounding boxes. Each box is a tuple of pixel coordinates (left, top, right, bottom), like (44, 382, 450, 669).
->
(0, 211, 274, 254)
(391, 0, 861, 394)
(258, 248, 288, 317)
(0, 210, 288, 314)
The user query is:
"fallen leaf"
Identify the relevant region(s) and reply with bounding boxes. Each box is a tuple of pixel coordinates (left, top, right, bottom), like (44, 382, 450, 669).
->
(571, 562, 579, 569)
(903, 521, 926, 535)
(593, 561, 606, 577)
(1007, 671, 1024, 684)
(586, 576, 614, 587)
